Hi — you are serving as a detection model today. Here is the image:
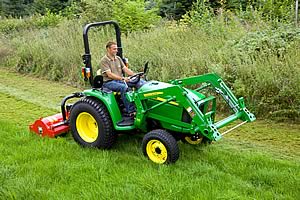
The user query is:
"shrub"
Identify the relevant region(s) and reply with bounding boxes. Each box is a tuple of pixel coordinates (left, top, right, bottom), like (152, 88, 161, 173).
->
(78, 0, 114, 22)
(0, 17, 28, 34)
(30, 10, 64, 28)
(0, 11, 63, 34)
(112, 0, 161, 33)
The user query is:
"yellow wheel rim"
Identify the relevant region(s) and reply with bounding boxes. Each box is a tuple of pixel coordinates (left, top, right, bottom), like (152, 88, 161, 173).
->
(146, 140, 167, 164)
(76, 112, 98, 143)
(184, 136, 203, 145)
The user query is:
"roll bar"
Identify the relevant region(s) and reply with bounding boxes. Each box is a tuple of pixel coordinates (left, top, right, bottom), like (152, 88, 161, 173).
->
(82, 21, 123, 86)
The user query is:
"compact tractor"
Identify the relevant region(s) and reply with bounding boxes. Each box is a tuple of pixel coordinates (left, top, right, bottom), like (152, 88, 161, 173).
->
(30, 21, 256, 164)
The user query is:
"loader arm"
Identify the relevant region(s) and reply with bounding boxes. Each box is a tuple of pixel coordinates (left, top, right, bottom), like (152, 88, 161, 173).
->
(170, 73, 256, 127)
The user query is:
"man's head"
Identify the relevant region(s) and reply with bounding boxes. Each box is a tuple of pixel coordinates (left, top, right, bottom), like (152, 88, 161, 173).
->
(106, 41, 118, 57)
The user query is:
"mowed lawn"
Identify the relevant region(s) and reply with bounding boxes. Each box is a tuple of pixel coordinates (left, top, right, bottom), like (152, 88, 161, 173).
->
(0, 69, 299, 199)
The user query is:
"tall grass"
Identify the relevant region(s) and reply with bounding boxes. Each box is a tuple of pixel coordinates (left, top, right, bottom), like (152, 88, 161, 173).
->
(0, 17, 299, 120)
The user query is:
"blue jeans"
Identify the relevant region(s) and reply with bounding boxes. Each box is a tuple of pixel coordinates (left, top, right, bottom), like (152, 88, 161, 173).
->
(103, 79, 146, 113)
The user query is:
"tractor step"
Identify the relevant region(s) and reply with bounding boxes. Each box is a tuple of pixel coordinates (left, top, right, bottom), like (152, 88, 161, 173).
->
(117, 117, 134, 126)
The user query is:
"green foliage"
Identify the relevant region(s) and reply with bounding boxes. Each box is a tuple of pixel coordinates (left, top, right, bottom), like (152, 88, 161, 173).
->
(158, 0, 196, 19)
(30, 0, 74, 15)
(0, 17, 28, 34)
(226, 26, 300, 120)
(78, 0, 114, 22)
(181, 0, 295, 24)
(0, 11, 63, 34)
(8, 20, 83, 83)
(181, 0, 214, 25)
(112, 0, 161, 33)
(0, 0, 32, 17)
(30, 10, 64, 28)
(253, 0, 294, 22)
(62, 1, 84, 19)
(0, 0, 75, 17)
(234, 26, 300, 58)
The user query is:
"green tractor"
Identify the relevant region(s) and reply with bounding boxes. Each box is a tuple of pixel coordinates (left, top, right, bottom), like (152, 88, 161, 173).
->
(30, 21, 255, 164)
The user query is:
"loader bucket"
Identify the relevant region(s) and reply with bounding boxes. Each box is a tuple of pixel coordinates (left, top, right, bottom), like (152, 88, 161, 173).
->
(29, 113, 69, 137)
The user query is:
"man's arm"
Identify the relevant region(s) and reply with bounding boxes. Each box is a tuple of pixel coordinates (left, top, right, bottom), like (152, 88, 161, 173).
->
(123, 66, 134, 76)
(106, 70, 124, 81)
(105, 70, 130, 82)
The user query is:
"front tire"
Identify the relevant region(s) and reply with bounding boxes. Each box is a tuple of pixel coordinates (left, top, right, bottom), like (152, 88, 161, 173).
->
(69, 97, 116, 149)
(142, 129, 179, 164)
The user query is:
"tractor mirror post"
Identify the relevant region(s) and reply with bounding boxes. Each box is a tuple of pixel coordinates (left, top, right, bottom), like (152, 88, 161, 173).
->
(144, 61, 149, 74)
(143, 61, 149, 81)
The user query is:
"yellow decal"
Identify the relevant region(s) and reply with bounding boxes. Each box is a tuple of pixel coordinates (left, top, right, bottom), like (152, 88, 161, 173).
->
(154, 97, 179, 106)
(144, 92, 163, 97)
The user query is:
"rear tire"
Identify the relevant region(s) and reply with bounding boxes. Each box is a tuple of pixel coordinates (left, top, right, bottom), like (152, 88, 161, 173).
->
(69, 97, 116, 149)
(142, 129, 179, 164)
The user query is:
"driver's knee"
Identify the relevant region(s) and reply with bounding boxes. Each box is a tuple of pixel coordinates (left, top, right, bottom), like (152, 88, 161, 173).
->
(119, 84, 130, 93)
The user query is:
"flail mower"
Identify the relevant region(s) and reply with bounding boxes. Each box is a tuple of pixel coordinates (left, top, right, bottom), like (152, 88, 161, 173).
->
(30, 21, 256, 164)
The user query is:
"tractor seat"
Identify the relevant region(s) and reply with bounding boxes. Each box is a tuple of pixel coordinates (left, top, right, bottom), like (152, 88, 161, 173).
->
(93, 75, 103, 88)
(93, 75, 121, 95)
(93, 75, 111, 93)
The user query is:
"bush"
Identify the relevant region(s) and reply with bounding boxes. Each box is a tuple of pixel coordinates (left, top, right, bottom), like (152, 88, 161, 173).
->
(0, 11, 63, 34)
(78, 0, 114, 22)
(233, 25, 300, 58)
(30, 10, 64, 28)
(112, 0, 161, 33)
(0, 17, 28, 34)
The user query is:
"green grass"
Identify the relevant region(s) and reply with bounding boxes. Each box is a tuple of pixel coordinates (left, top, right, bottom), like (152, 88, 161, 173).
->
(0, 69, 299, 199)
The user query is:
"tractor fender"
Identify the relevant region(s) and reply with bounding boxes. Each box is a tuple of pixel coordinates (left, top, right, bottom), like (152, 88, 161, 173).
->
(82, 89, 123, 129)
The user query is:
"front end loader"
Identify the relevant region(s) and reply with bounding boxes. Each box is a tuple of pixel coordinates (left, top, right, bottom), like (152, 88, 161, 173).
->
(29, 21, 255, 164)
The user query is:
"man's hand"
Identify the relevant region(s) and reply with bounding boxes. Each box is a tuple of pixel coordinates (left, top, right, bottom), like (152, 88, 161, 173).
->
(123, 77, 130, 82)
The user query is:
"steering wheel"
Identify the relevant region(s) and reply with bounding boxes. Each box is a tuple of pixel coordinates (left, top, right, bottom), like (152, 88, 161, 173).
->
(127, 61, 149, 84)
(128, 72, 144, 84)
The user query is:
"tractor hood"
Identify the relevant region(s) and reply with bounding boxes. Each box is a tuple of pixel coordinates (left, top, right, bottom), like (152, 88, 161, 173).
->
(138, 80, 206, 101)
(138, 81, 174, 93)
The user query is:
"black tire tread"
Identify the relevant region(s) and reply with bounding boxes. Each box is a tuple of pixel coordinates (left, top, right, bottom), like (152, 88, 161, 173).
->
(70, 97, 116, 149)
(142, 129, 179, 164)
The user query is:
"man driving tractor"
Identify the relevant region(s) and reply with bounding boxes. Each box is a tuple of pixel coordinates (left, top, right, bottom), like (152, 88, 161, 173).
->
(98, 41, 145, 117)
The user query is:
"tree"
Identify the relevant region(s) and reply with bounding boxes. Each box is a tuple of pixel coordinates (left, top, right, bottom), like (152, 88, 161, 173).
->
(31, 0, 74, 14)
(0, 0, 31, 17)
(0, 0, 76, 17)
(159, 0, 196, 19)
